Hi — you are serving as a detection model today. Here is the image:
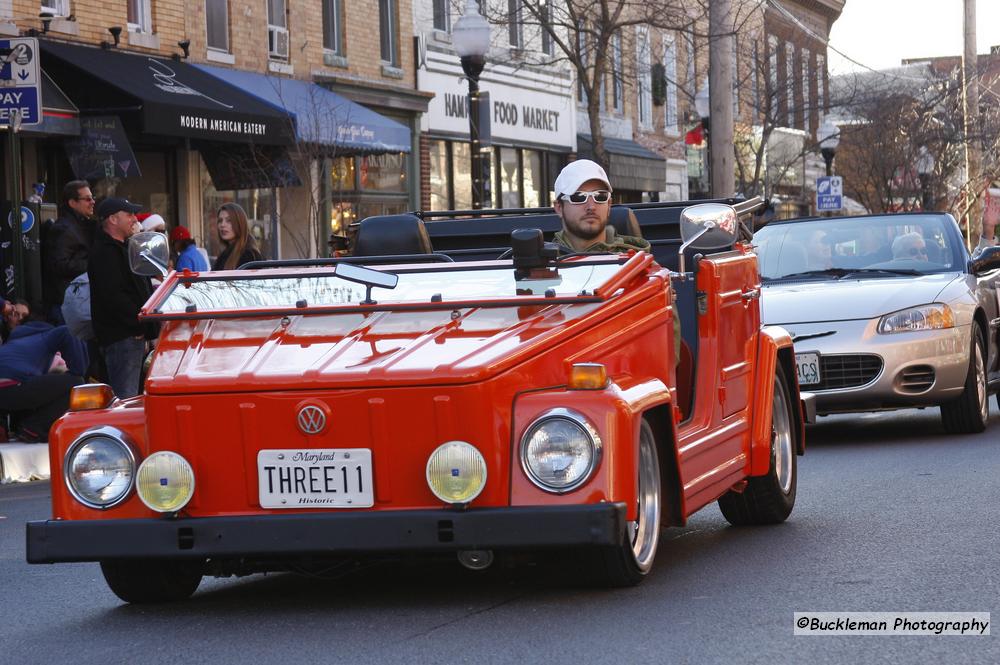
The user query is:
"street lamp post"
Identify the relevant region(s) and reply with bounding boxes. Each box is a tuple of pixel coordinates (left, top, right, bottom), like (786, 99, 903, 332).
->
(916, 146, 935, 211)
(452, 1, 492, 210)
(695, 83, 711, 197)
(818, 117, 840, 177)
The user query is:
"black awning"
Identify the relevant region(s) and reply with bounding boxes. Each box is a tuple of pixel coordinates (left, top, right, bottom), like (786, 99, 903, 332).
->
(40, 40, 294, 146)
(577, 134, 666, 193)
(21, 70, 81, 137)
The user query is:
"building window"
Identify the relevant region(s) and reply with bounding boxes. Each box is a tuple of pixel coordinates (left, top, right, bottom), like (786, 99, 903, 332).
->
(40, 0, 67, 16)
(323, 0, 343, 55)
(767, 35, 778, 101)
(685, 30, 696, 97)
(432, 0, 449, 32)
(379, 0, 398, 65)
(785, 42, 794, 127)
(206, 0, 229, 52)
(267, 0, 288, 60)
(663, 35, 678, 133)
(751, 41, 760, 116)
(817, 53, 827, 112)
(127, 0, 151, 33)
(507, 0, 523, 49)
(731, 38, 739, 118)
(801, 47, 811, 130)
(637, 26, 652, 128)
(540, 1, 553, 55)
(612, 32, 624, 113)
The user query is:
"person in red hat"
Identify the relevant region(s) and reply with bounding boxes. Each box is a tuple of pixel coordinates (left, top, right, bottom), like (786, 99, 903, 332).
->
(171, 225, 209, 272)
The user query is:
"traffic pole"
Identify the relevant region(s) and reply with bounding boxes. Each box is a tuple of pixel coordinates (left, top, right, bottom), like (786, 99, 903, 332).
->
(8, 108, 24, 299)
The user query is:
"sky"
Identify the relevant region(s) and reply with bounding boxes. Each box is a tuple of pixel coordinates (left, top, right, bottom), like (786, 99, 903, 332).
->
(828, 0, 1000, 75)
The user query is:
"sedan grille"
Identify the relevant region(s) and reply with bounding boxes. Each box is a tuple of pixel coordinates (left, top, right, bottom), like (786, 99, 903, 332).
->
(816, 354, 883, 390)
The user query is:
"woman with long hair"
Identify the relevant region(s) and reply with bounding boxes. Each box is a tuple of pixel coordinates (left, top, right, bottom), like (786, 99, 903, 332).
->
(213, 203, 263, 271)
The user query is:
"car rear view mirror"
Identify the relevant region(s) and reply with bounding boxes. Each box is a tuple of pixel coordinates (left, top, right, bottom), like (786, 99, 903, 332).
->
(334, 262, 399, 305)
(128, 231, 169, 278)
(677, 203, 739, 274)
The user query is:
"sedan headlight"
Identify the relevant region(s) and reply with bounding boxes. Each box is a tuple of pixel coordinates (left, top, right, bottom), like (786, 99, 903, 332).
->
(520, 408, 602, 493)
(136, 452, 195, 513)
(878, 303, 955, 334)
(64, 427, 136, 509)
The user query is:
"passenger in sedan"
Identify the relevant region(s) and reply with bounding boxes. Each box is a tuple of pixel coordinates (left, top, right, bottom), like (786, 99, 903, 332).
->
(891, 232, 928, 261)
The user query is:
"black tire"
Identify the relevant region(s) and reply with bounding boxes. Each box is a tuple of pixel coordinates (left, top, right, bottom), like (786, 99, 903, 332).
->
(718, 369, 797, 526)
(589, 420, 662, 587)
(940, 327, 988, 434)
(100, 560, 203, 604)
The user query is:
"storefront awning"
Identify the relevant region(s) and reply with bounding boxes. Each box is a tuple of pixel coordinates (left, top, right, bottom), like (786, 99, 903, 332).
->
(21, 71, 80, 137)
(577, 134, 666, 193)
(40, 40, 294, 146)
(195, 64, 411, 154)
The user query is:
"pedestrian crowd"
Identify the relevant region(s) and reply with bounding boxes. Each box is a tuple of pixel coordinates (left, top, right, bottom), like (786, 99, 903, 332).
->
(1, 178, 244, 444)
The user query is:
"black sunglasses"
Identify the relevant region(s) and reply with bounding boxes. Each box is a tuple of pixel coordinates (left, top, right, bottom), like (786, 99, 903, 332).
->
(908, 246, 928, 256)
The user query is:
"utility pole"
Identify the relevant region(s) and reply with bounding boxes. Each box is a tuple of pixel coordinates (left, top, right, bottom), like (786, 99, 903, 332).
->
(709, 0, 735, 199)
(962, 0, 982, 249)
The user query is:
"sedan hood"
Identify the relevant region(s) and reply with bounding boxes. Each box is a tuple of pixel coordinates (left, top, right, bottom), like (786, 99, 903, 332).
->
(761, 273, 959, 325)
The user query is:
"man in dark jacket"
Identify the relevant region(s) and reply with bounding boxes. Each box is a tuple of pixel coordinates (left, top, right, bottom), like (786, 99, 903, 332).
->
(0, 308, 88, 442)
(88, 198, 159, 399)
(42, 180, 96, 323)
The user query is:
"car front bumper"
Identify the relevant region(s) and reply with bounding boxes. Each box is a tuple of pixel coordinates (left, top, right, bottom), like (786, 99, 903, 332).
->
(26, 504, 626, 564)
(786, 319, 970, 414)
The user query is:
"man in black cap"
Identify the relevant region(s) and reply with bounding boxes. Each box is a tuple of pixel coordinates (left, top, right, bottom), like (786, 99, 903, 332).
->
(88, 198, 159, 399)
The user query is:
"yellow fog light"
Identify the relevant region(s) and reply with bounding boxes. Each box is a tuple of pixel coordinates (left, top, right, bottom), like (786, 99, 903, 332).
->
(136, 451, 195, 513)
(426, 441, 487, 505)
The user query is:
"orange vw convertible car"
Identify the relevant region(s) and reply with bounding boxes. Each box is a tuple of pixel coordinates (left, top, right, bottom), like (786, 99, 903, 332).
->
(27, 200, 810, 602)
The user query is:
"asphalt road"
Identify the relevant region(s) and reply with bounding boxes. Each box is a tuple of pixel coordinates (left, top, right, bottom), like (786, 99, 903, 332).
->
(2, 403, 998, 665)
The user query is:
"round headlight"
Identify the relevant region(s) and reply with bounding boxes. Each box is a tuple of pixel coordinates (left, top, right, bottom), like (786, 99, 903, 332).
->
(136, 451, 195, 513)
(521, 409, 602, 493)
(64, 427, 136, 509)
(426, 441, 487, 505)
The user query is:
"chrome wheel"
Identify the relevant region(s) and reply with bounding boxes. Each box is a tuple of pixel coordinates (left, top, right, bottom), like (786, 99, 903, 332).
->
(772, 374, 795, 495)
(974, 339, 987, 424)
(627, 425, 661, 572)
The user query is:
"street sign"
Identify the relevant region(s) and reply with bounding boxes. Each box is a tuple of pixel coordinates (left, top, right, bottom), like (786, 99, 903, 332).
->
(816, 175, 843, 212)
(0, 37, 42, 126)
(7, 205, 34, 234)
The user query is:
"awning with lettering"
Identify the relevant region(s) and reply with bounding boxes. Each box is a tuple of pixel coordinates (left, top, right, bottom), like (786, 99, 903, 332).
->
(39, 40, 294, 146)
(577, 134, 666, 193)
(194, 64, 410, 154)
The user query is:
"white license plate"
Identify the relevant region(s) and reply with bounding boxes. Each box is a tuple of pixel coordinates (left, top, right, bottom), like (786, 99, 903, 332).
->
(795, 352, 821, 386)
(257, 449, 374, 509)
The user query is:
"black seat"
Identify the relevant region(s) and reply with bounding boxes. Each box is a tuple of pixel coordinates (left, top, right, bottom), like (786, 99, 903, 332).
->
(352, 214, 434, 257)
(609, 206, 643, 238)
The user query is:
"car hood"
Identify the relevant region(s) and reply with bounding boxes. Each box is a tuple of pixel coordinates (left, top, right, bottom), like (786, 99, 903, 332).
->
(761, 273, 960, 325)
(145, 303, 602, 395)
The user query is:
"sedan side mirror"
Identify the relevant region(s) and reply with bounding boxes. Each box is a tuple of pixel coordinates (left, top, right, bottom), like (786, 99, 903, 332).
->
(128, 231, 169, 278)
(969, 245, 1000, 275)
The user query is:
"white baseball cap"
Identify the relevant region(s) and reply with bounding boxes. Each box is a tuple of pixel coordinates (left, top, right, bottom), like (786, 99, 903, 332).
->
(140, 214, 166, 232)
(553, 159, 612, 200)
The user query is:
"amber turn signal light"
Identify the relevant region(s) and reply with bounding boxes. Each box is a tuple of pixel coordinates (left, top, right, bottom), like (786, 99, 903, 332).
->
(568, 363, 608, 390)
(69, 384, 116, 411)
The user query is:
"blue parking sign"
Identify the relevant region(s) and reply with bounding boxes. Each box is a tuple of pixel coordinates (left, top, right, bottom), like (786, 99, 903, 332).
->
(816, 176, 843, 212)
(0, 37, 42, 127)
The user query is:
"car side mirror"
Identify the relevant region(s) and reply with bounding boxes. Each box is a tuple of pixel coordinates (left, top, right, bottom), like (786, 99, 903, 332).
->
(128, 231, 169, 278)
(677, 203, 738, 273)
(969, 245, 1000, 275)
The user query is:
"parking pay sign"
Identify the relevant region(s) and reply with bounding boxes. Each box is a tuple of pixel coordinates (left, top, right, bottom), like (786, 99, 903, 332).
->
(816, 176, 843, 212)
(0, 37, 42, 126)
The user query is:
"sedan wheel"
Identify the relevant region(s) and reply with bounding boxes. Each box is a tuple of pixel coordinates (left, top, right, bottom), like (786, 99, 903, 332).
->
(940, 327, 988, 434)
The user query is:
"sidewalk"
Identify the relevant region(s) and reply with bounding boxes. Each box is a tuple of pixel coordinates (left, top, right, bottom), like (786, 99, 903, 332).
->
(0, 443, 50, 483)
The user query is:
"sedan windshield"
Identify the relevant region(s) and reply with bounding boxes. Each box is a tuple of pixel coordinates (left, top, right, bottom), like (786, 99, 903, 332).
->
(753, 214, 962, 281)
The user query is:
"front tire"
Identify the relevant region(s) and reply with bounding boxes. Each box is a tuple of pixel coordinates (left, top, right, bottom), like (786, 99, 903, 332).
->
(718, 369, 797, 526)
(100, 559, 203, 604)
(940, 326, 988, 434)
(589, 420, 661, 587)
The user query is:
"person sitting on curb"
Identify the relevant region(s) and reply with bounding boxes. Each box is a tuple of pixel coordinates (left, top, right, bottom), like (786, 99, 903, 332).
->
(0, 305, 88, 442)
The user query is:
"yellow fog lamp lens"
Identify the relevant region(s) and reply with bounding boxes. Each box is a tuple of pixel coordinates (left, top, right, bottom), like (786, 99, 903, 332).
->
(569, 363, 608, 390)
(136, 452, 195, 513)
(69, 384, 116, 411)
(426, 441, 487, 505)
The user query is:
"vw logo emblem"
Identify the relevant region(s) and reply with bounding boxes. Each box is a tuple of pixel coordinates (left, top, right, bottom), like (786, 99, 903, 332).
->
(297, 405, 326, 435)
